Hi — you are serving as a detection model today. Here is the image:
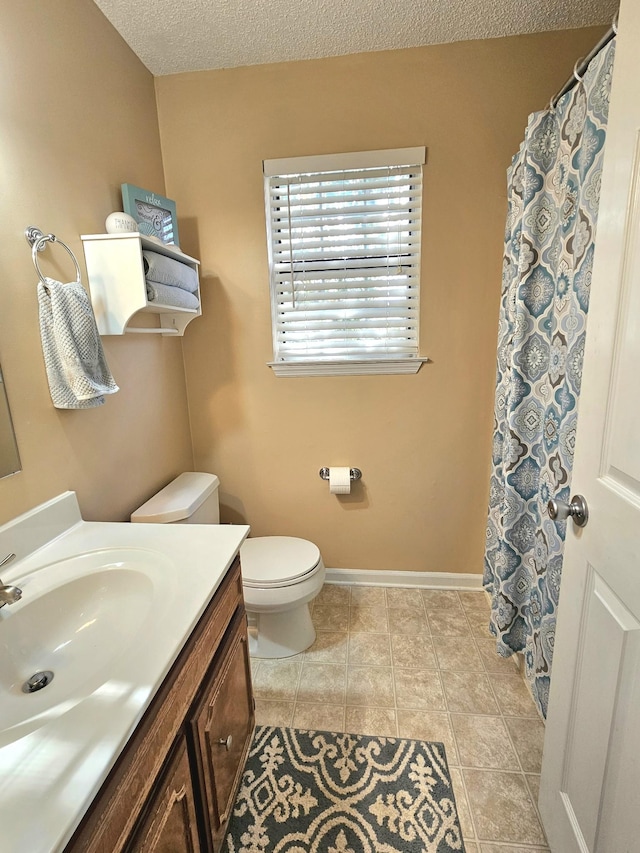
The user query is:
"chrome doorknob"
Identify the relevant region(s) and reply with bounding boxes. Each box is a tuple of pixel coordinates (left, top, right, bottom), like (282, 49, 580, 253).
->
(548, 495, 589, 528)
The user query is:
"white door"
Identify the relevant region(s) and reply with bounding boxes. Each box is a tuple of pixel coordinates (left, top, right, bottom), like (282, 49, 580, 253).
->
(539, 2, 640, 851)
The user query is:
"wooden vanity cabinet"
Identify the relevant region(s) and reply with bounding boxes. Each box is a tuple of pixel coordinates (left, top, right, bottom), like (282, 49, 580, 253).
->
(65, 557, 254, 853)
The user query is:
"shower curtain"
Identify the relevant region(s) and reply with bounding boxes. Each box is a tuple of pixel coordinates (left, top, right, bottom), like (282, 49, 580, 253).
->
(484, 38, 615, 719)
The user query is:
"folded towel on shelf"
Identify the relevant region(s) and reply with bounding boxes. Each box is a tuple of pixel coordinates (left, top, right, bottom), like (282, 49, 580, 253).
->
(145, 280, 200, 311)
(142, 251, 198, 293)
(37, 278, 119, 409)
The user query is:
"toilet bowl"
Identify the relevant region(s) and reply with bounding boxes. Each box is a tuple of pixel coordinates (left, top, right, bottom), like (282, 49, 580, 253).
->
(131, 472, 325, 658)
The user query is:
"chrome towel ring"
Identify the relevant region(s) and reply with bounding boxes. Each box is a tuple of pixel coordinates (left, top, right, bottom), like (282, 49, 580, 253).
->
(25, 225, 81, 286)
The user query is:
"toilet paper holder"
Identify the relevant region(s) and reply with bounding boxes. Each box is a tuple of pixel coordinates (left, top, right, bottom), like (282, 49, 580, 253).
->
(319, 467, 362, 481)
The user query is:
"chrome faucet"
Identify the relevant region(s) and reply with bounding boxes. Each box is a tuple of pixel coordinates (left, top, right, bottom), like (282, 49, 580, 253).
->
(0, 553, 21, 607)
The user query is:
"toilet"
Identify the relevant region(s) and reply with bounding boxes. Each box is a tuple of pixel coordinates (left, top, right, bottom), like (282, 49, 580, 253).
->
(131, 472, 325, 658)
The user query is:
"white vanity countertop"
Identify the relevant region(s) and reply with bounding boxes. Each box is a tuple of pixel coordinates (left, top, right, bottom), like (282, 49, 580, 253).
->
(0, 492, 249, 853)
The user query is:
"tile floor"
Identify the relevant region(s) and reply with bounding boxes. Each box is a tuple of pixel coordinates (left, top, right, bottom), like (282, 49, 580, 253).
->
(251, 584, 549, 853)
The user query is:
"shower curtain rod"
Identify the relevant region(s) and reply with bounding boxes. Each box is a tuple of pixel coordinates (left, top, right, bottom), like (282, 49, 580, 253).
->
(550, 11, 618, 108)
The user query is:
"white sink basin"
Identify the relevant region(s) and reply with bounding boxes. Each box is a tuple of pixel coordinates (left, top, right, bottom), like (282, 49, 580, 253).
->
(0, 491, 249, 853)
(0, 548, 173, 746)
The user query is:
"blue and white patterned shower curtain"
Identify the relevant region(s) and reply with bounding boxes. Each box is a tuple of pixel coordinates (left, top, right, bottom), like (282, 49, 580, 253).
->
(484, 39, 615, 719)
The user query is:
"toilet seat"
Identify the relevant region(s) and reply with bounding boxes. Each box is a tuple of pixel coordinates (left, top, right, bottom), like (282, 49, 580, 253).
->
(240, 536, 321, 588)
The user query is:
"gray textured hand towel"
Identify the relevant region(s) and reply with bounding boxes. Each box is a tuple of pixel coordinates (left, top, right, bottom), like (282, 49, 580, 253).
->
(37, 278, 119, 409)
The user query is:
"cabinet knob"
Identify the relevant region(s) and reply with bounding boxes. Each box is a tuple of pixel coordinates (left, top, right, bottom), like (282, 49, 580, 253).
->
(218, 735, 233, 751)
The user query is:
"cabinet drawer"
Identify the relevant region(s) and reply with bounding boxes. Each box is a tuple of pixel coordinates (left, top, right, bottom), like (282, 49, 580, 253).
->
(188, 613, 254, 852)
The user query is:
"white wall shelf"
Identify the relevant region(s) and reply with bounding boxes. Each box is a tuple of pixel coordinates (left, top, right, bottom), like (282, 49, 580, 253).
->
(80, 232, 201, 336)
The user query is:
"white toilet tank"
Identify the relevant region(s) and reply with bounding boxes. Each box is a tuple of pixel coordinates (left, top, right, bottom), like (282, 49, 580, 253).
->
(131, 472, 220, 525)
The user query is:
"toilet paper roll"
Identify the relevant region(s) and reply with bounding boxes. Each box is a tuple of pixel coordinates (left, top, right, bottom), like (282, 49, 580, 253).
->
(329, 467, 351, 495)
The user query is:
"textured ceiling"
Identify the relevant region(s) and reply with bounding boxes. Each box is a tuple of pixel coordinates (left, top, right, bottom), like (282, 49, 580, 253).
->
(93, 0, 618, 76)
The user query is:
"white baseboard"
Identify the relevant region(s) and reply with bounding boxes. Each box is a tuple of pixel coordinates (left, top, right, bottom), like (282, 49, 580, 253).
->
(324, 568, 483, 590)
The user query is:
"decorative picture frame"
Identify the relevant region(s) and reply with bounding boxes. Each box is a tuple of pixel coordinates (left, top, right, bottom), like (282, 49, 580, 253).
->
(121, 183, 179, 247)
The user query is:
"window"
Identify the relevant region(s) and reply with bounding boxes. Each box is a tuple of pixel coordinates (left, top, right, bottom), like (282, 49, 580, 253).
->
(263, 148, 427, 376)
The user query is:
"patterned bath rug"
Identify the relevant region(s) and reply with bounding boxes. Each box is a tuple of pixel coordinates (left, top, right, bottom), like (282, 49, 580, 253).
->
(223, 726, 465, 853)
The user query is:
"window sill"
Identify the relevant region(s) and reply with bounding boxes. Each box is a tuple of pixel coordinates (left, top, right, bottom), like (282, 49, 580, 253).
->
(267, 358, 429, 377)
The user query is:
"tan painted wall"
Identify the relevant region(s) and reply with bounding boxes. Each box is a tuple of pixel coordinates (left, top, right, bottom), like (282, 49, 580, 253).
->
(156, 28, 604, 573)
(0, 0, 193, 526)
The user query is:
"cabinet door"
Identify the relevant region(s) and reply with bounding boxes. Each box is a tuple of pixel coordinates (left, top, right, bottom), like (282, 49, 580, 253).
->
(189, 615, 254, 851)
(126, 736, 202, 853)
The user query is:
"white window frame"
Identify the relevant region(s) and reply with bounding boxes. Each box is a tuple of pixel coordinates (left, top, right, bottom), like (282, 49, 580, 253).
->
(263, 147, 428, 377)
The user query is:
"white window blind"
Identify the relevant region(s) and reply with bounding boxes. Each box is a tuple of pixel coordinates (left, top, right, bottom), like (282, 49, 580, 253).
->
(264, 148, 425, 373)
